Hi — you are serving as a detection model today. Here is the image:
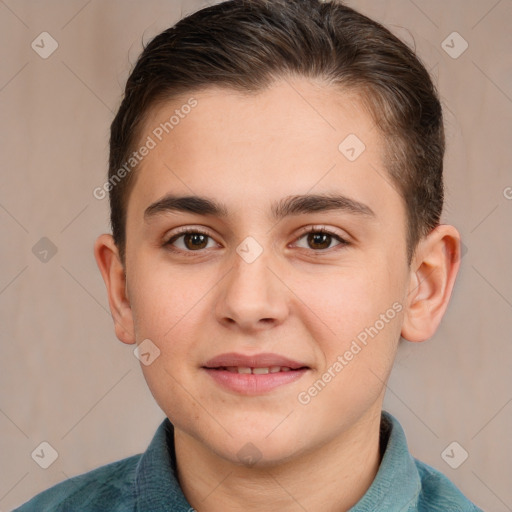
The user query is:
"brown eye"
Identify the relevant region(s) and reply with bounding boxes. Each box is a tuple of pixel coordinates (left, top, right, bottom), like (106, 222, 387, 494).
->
(182, 233, 209, 250)
(166, 230, 217, 253)
(294, 228, 348, 252)
(307, 232, 333, 250)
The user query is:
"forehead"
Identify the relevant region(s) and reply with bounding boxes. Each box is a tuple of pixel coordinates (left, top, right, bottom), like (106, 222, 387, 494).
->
(128, 78, 402, 225)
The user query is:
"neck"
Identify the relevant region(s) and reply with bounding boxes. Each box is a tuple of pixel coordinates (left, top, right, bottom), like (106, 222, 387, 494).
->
(174, 407, 383, 512)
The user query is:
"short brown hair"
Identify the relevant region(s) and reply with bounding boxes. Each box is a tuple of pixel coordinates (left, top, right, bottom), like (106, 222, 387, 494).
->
(108, 0, 444, 265)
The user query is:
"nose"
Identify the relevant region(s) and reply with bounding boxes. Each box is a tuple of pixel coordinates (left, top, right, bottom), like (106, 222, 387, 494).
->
(214, 244, 289, 333)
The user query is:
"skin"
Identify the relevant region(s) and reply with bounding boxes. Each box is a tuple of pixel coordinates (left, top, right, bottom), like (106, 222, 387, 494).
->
(94, 77, 461, 512)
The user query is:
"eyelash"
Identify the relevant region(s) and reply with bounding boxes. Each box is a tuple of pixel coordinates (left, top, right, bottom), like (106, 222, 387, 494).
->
(163, 226, 349, 257)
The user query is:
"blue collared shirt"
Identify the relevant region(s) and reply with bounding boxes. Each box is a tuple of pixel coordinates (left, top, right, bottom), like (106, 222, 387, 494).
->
(14, 411, 483, 511)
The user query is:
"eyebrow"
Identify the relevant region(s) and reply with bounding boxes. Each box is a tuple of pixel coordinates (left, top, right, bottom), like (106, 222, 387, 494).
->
(144, 193, 376, 222)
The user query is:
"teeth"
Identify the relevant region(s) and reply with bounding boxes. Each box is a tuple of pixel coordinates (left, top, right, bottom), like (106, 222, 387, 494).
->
(252, 367, 269, 374)
(219, 366, 294, 374)
(215, 366, 296, 373)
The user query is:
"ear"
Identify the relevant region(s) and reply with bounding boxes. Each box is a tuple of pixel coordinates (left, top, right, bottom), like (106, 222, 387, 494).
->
(93, 234, 135, 345)
(401, 224, 461, 343)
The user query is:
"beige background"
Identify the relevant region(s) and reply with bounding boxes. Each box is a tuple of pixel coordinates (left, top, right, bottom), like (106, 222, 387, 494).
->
(0, 0, 511, 510)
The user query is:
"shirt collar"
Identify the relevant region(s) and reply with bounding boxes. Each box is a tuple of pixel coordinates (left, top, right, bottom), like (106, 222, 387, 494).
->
(348, 411, 421, 511)
(133, 411, 420, 511)
(133, 419, 192, 511)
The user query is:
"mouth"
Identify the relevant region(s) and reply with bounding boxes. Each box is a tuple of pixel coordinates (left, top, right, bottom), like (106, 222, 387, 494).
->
(202, 353, 310, 395)
(207, 365, 304, 374)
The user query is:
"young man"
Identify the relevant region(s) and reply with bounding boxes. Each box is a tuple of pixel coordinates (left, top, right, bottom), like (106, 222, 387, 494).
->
(16, 0, 483, 510)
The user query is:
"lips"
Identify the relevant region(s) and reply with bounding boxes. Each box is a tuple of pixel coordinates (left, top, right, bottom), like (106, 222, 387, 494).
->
(203, 352, 309, 371)
(202, 352, 310, 395)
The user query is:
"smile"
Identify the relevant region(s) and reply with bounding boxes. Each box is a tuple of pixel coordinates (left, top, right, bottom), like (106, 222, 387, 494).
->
(217, 366, 295, 374)
(202, 353, 310, 395)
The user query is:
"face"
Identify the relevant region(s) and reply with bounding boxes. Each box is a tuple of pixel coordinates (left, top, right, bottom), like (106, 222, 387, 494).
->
(121, 78, 411, 465)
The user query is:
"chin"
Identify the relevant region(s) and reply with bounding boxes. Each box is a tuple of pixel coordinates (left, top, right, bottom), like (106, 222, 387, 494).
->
(218, 437, 307, 469)
(203, 419, 310, 468)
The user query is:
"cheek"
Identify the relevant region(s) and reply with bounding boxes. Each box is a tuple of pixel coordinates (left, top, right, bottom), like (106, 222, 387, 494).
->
(294, 266, 396, 339)
(129, 260, 208, 340)
(297, 307, 402, 425)
(294, 263, 404, 394)
(131, 271, 201, 422)
(140, 361, 199, 434)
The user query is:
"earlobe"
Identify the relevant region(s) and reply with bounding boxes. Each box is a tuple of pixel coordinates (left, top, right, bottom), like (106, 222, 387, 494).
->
(93, 234, 136, 345)
(401, 225, 461, 343)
